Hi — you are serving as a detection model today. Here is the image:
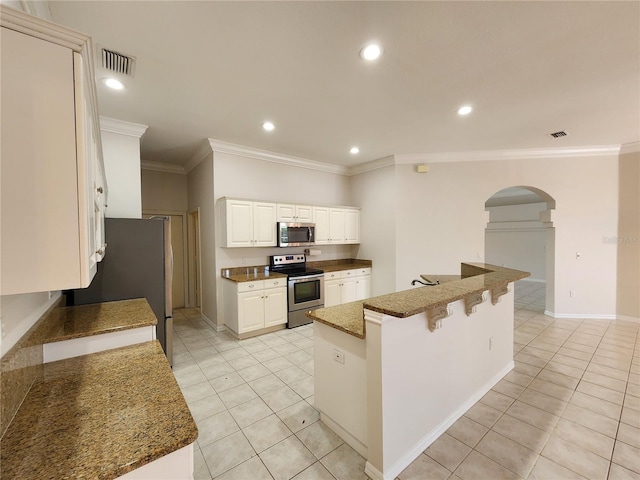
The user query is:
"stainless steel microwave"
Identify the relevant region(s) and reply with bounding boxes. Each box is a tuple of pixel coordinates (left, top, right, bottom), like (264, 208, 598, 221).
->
(278, 222, 315, 247)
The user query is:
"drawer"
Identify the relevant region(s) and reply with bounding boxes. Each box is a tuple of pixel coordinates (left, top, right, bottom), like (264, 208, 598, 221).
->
(264, 278, 286, 289)
(237, 280, 265, 293)
(356, 268, 371, 276)
(341, 269, 357, 278)
(325, 271, 341, 280)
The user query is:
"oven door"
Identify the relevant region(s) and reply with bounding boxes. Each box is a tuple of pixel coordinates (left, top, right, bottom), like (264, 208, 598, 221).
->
(288, 274, 324, 311)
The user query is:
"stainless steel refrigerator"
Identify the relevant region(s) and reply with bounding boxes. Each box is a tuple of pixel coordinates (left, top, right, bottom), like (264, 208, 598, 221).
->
(69, 217, 174, 365)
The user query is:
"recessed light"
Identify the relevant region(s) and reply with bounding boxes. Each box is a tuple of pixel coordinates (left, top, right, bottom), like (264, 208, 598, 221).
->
(360, 44, 382, 61)
(350, 146, 360, 154)
(457, 105, 473, 116)
(103, 78, 124, 90)
(262, 121, 275, 131)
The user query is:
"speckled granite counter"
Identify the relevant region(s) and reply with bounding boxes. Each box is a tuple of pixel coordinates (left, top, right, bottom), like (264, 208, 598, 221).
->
(221, 259, 372, 282)
(221, 266, 287, 282)
(45, 298, 157, 343)
(0, 340, 198, 480)
(307, 258, 372, 273)
(307, 263, 529, 338)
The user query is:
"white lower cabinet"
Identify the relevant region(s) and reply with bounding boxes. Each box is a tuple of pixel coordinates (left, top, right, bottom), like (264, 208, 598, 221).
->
(224, 278, 287, 336)
(324, 268, 371, 307)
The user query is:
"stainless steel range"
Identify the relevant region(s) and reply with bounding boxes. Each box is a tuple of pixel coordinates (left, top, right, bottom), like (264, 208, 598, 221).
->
(270, 254, 324, 328)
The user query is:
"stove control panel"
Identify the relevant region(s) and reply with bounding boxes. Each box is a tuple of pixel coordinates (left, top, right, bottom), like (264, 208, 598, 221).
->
(271, 254, 306, 266)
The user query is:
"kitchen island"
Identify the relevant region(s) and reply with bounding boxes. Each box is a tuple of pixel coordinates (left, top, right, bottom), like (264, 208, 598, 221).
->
(307, 263, 529, 480)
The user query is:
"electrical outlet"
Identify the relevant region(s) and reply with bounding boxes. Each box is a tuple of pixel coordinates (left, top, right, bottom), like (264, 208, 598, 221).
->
(333, 349, 345, 364)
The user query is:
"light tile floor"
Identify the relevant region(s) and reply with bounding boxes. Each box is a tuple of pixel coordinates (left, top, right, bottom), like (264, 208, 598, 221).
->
(173, 281, 640, 480)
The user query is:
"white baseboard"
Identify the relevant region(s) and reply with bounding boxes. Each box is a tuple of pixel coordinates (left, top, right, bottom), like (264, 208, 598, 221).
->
(544, 311, 617, 320)
(320, 413, 368, 459)
(365, 361, 515, 480)
(201, 314, 225, 331)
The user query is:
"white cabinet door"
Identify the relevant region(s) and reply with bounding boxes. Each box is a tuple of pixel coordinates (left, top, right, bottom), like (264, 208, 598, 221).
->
(277, 203, 296, 222)
(329, 208, 345, 244)
(356, 274, 371, 300)
(225, 199, 254, 247)
(313, 207, 330, 245)
(264, 287, 287, 327)
(238, 291, 265, 332)
(344, 209, 360, 244)
(296, 205, 313, 223)
(341, 277, 358, 304)
(0, 21, 104, 295)
(324, 279, 342, 307)
(253, 202, 277, 247)
(277, 204, 313, 223)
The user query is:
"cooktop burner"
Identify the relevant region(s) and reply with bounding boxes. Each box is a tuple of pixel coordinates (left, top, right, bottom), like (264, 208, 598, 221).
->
(269, 254, 323, 277)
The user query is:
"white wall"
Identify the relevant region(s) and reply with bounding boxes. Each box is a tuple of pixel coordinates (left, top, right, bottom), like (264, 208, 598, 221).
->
(0, 292, 60, 356)
(485, 202, 547, 281)
(100, 118, 148, 219)
(187, 154, 216, 324)
(349, 165, 397, 296)
(354, 154, 620, 318)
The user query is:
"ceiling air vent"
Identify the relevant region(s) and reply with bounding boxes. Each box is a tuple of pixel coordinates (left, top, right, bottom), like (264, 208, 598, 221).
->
(548, 130, 568, 139)
(99, 46, 136, 77)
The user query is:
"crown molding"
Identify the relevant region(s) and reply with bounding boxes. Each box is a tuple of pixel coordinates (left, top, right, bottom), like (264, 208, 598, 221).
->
(99, 116, 148, 138)
(394, 145, 622, 164)
(1, 3, 86, 51)
(141, 161, 186, 174)
(348, 156, 395, 176)
(207, 139, 349, 176)
(184, 140, 215, 173)
(620, 141, 640, 155)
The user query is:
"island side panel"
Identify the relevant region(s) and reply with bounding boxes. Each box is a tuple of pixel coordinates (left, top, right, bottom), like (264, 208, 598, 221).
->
(313, 321, 368, 456)
(366, 285, 515, 479)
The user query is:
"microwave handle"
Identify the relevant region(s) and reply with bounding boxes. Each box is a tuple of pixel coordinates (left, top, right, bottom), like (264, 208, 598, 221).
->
(307, 226, 311, 242)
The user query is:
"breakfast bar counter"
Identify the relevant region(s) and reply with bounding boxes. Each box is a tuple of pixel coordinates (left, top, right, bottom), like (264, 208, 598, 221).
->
(0, 340, 198, 480)
(310, 262, 529, 480)
(307, 262, 529, 338)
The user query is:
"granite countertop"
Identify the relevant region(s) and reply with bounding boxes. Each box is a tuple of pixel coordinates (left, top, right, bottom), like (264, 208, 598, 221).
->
(0, 341, 198, 479)
(222, 266, 287, 283)
(307, 259, 372, 273)
(307, 263, 529, 338)
(221, 259, 372, 282)
(45, 298, 157, 343)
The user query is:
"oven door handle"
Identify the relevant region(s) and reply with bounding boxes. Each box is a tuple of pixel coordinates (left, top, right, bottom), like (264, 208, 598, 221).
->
(289, 274, 324, 283)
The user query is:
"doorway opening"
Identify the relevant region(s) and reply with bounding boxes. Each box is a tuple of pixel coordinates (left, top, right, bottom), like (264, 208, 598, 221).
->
(484, 186, 556, 315)
(187, 208, 201, 310)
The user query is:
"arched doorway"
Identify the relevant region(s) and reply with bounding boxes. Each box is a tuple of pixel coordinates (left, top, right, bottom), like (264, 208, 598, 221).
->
(484, 186, 556, 315)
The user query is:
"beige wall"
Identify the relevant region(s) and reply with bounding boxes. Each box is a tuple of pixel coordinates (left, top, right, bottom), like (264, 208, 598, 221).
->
(141, 169, 188, 213)
(617, 150, 640, 320)
(354, 154, 620, 318)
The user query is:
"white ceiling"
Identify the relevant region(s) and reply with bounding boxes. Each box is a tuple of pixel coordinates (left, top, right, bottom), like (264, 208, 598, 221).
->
(47, 1, 640, 168)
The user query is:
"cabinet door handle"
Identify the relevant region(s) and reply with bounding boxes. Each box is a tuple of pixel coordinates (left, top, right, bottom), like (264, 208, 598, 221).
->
(96, 186, 104, 194)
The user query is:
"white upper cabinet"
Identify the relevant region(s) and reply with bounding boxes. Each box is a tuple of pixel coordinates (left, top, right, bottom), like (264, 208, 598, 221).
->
(220, 198, 277, 248)
(277, 204, 313, 223)
(314, 206, 360, 245)
(0, 7, 106, 295)
(344, 208, 360, 244)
